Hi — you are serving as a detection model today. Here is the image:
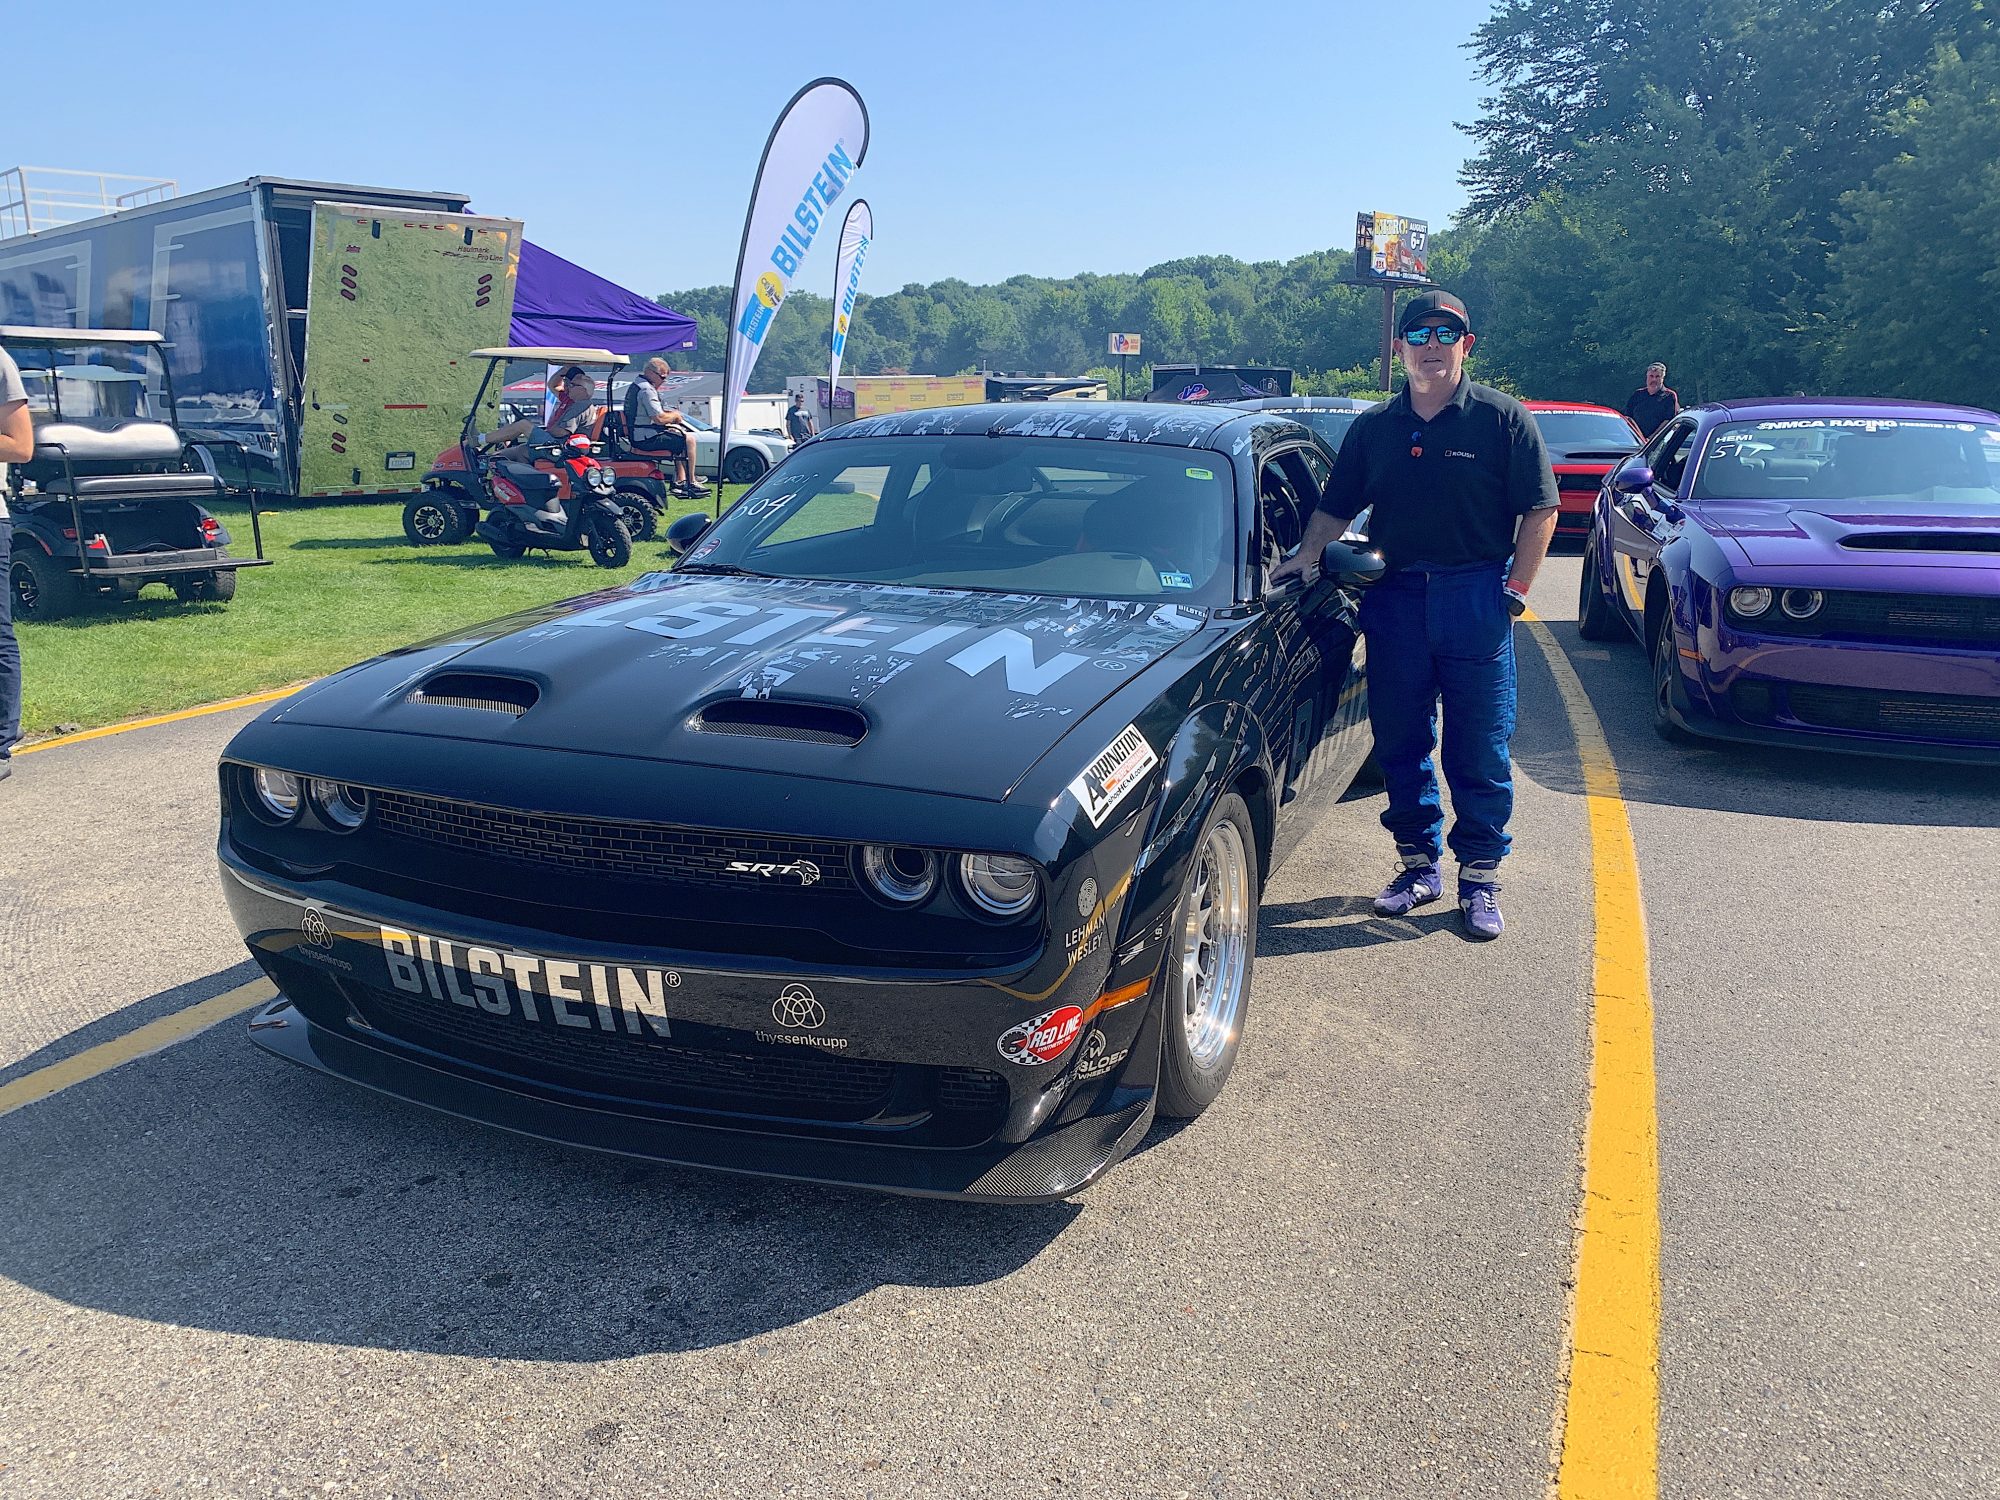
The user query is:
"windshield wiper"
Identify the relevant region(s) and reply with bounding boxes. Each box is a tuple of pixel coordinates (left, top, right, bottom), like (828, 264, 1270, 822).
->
(674, 560, 764, 577)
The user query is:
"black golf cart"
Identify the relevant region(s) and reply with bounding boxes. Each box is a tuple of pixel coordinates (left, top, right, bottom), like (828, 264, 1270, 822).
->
(4, 326, 267, 620)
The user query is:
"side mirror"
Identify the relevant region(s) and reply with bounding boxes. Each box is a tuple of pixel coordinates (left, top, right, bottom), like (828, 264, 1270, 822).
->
(1320, 539, 1387, 589)
(1611, 458, 1655, 494)
(664, 512, 713, 558)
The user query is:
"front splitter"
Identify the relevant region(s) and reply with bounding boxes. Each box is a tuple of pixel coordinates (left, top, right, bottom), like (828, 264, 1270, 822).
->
(247, 999, 1154, 1204)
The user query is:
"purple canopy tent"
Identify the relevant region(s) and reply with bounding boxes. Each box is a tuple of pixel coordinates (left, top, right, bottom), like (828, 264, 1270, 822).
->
(510, 240, 698, 354)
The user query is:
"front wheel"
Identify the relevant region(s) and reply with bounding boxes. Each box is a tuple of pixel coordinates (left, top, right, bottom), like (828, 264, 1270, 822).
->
(1577, 540, 1615, 640)
(11, 548, 85, 621)
(1156, 791, 1260, 1120)
(585, 512, 631, 569)
(403, 492, 472, 545)
(723, 447, 769, 484)
(615, 490, 659, 542)
(1651, 615, 1693, 742)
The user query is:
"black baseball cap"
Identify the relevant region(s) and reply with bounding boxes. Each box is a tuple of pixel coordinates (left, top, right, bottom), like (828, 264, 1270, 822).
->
(1397, 290, 1471, 336)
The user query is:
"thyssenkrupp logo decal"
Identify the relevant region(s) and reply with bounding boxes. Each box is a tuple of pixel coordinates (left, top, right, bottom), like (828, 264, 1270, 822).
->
(301, 908, 334, 950)
(772, 984, 826, 1030)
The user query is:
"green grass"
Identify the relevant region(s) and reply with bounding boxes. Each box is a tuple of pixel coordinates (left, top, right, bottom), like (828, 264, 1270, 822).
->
(15, 486, 745, 739)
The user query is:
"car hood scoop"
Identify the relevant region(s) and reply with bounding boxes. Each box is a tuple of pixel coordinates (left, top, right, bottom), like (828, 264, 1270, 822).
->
(290, 575, 1212, 801)
(1693, 496, 2000, 570)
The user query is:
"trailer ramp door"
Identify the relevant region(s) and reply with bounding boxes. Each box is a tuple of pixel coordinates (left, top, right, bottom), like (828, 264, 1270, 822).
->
(298, 202, 520, 497)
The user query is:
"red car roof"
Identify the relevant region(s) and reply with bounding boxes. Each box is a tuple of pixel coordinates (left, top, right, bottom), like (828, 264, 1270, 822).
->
(1523, 399, 1628, 417)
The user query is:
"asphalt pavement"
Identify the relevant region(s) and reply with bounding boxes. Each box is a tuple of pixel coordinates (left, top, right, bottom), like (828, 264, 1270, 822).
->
(0, 557, 1994, 1498)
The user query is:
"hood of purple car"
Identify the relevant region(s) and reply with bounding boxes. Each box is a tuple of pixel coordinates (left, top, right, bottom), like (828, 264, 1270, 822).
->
(1690, 496, 2000, 572)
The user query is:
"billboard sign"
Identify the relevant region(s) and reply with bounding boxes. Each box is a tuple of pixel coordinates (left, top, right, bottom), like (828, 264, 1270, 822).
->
(1108, 333, 1142, 356)
(1353, 211, 1430, 285)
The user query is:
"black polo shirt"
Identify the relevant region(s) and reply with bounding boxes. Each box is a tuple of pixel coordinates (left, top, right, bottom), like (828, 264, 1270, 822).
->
(1623, 386, 1679, 438)
(1319, 378, 1558, 570)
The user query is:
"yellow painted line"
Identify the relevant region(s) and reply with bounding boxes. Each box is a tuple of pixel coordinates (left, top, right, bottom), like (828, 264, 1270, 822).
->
(0, 978, 275, 1120)
(16, 686, 300, 756)
(1520, 606, 1661, 1499)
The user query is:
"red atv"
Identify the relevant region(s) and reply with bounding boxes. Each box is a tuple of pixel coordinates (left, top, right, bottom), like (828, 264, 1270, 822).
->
(402, 346, 670, 547)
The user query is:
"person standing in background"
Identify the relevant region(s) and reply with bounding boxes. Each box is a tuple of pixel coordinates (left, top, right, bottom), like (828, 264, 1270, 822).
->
(0, 340, 37, 781)
(1623, 362, 1679, 438)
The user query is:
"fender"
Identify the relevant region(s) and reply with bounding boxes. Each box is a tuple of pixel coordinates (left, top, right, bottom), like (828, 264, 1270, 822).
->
(1100, 698, 1272, 996)
(615, 476, 669, 505)
(7, 511, 68, 557)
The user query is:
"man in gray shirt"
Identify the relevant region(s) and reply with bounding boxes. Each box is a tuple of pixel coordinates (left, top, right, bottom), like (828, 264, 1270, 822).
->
(623, 358, 709, 498)
(0, 342, 37, 780)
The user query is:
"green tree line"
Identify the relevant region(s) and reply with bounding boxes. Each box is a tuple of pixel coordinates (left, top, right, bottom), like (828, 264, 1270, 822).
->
(659, 0, 1998, 413)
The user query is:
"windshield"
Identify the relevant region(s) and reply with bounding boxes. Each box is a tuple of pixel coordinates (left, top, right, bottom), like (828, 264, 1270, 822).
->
(1532, 411, 1640, 455)
(1694, 417, 2000, 502)
(684, 435, 1238, 604)
(10, 342, 164, 421)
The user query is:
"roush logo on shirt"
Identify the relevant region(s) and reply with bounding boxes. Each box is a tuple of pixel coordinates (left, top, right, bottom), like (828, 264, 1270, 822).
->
(1444, 448, 1477, 460)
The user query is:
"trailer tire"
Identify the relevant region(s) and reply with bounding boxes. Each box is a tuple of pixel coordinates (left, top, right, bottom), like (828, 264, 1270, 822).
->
(172, 570, 238, 605)
(10, 548, 85, 621)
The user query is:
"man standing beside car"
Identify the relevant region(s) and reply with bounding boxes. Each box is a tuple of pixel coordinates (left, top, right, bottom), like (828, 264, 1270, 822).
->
(0, 340, 36, 782)
(1624, 362, 1679, 438)
(785, 391, 817, 446)
(1272, 290, 1558, 939)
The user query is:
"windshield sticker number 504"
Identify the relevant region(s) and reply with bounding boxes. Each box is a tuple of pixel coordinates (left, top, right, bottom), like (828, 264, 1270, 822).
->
(1069, 724, 1160, 827)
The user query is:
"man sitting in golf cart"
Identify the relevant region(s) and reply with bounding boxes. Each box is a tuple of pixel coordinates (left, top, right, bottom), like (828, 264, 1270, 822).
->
(476, 364, 599, 458)
(623, 357, 710, 499)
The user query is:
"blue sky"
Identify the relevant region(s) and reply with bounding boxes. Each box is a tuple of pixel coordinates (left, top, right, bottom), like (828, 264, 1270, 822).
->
(13, 0, 1495, 296)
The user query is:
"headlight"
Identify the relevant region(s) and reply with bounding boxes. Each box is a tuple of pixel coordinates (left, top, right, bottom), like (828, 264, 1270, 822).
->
(959, 853, 1040, 918)
(249, 767, 303, 823)
(1781, 587, 1823, 619)
(859, 844, 939, 905)
(311, 779, 370, 831)
(1728, 586, 1773, 617)
(588, 466, 614, 492)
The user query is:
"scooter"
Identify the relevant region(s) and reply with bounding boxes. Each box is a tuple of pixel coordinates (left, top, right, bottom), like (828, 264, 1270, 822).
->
(404, 346, 671, 547)
(471, 434, 632, 568)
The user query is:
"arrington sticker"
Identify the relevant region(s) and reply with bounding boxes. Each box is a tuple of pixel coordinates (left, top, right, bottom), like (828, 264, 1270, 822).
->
(997, 1005, 1085, 1066)
(1068, 724, 1161, 828)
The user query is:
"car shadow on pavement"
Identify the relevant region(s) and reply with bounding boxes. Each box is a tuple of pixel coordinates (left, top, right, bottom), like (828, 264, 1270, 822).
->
(0, 980, 1079, 1363)
(1517, 620, 2000, 828)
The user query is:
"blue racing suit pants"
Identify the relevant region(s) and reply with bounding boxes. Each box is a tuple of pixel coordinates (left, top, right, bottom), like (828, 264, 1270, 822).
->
(0, 522, 18, 761)
(1358, 561, 1517, 868)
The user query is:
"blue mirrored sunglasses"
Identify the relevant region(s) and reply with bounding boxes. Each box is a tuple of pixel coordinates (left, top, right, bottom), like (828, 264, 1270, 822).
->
(1401, 324, 1466, 346)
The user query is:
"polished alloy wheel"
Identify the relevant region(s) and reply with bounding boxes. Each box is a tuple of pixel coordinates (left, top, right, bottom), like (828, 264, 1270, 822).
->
(1177, 819, 1252, 1067)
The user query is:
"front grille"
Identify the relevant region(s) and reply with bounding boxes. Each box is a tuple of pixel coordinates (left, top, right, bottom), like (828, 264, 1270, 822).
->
(1785, 685, 2000, 744)
(1742, 590, 2000, 648)
(345, 977, 897, 1120)
(372, 790, 859, 894)
(938, 1066, 1010, 1115)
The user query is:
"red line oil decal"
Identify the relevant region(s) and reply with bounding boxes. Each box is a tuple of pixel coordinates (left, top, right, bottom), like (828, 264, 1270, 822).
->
(997, 1005, 1085, 1067)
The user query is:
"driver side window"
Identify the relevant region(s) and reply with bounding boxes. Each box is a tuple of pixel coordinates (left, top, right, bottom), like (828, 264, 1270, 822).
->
(1647, 420, 1698, 493)
(1258, 448, 1319, 588)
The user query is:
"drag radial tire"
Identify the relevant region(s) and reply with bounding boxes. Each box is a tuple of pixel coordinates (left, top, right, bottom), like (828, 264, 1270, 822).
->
(585, 512, 631, 569)
(403, 491, 473, 545)
(1577, 539, 1616, 640)
(10, 548, 85, 620)
(1156, 791, 1260, 1119)
(171, 569, 237, 605)
(1652, 617, 1692, 742)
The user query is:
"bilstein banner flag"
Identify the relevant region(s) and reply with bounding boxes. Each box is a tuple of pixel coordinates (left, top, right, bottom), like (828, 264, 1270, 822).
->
(721, 78, 870, 479)
(828, 198, 873, 416)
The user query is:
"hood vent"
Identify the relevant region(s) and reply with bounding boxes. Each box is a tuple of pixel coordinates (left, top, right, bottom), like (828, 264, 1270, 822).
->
(405, 673, 540, 717)
(698, 698, 867, 745)
(1840, 532, 2000, 554)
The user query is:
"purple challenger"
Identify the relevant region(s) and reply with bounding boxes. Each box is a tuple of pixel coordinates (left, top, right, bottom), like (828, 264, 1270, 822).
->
(1578, 397, 2000, 763)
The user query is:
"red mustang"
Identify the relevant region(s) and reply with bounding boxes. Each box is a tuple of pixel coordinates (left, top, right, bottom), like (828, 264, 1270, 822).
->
(1524, 401, 1644, 544)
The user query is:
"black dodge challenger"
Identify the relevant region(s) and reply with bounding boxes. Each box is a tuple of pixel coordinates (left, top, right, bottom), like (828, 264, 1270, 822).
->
(220, 402, 1380, 1201)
